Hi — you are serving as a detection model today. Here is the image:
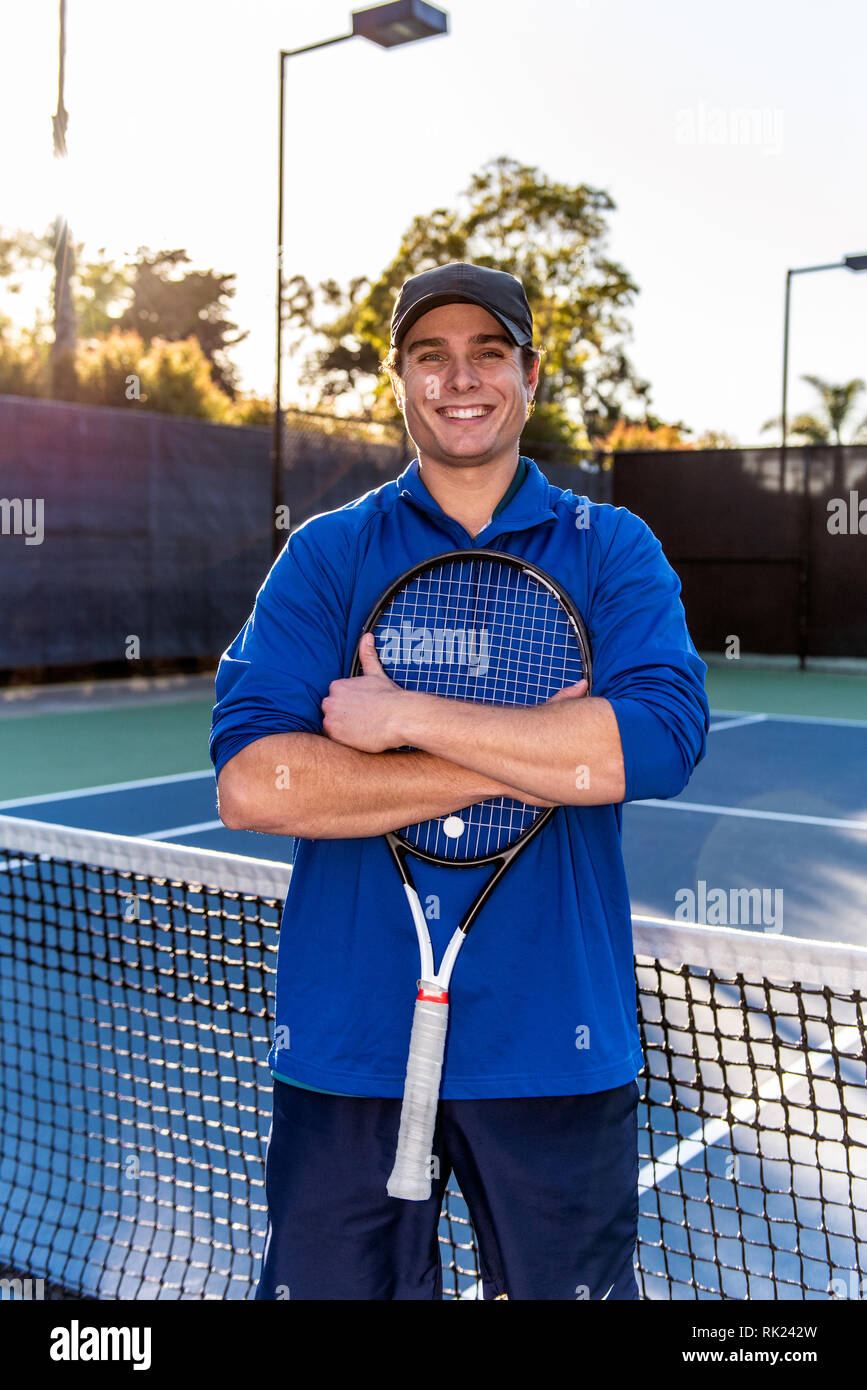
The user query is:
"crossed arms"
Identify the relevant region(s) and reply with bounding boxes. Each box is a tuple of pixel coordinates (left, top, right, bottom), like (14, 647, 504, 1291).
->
(218, 632, 626, 840)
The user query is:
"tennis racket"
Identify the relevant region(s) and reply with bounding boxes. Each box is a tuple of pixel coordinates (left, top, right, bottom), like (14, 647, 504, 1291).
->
(351, 548, 592, 1201)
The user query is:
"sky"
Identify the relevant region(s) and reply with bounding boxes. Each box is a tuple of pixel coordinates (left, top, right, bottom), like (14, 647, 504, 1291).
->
(2, 0, 866, 445)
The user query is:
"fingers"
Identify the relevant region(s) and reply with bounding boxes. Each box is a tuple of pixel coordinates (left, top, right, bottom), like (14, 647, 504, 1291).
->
(358, 631, 386, 677)
(548, 679, 589, 703)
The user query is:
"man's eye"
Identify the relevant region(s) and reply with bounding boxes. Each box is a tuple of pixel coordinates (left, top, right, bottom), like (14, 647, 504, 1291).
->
(419, 353, 443, 362)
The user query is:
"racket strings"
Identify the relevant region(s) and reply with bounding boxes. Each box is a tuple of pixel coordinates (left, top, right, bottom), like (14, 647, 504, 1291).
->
(372, 558, 587, 861)
(380, 566, 580, 702)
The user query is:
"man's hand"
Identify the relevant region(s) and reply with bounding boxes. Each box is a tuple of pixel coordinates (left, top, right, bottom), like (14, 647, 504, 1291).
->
(322, 633, 410, 752)
(548, 680, 589, 703)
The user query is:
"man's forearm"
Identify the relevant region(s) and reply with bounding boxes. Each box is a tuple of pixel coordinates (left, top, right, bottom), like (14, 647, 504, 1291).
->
(321, 636, 624, 805)
(217, 732, 550, 838)
(396, 694, 626, 805)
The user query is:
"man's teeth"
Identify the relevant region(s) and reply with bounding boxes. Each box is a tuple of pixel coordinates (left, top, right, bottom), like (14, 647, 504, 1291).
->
(439, 406, 492, 419)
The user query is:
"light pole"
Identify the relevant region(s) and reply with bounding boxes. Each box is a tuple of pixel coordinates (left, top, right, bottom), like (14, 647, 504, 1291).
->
(779, 252, 867, 668)
(51, 0, 77, 399)
(273, 2, 449, 558)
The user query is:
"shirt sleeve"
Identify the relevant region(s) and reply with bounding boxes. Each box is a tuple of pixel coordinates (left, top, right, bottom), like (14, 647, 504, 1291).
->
(209, 519, 354, 778)
(587, 506, 710, 802)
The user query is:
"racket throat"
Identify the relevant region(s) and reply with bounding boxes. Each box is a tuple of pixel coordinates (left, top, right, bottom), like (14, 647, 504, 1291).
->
(401, 881, 436, 981)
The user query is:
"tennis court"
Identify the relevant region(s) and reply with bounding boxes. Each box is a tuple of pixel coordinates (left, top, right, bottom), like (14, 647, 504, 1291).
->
(0, 658, 864, 1299)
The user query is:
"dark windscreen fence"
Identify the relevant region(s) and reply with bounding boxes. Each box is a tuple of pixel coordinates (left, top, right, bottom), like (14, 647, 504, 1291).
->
(531, 448, 613, 507)
(0, 396, 276, 680)
(805, 449, 867, 658)
(0, 398, 407, 681)
(0, 395, 611, 682)
(612, 446, 867, 661)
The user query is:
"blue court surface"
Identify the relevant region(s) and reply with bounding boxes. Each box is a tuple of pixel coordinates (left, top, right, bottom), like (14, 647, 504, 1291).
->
(3, 705, 865, 945)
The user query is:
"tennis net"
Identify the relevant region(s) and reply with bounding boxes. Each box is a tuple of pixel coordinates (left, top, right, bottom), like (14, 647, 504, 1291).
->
(0, 813, 865, 1301)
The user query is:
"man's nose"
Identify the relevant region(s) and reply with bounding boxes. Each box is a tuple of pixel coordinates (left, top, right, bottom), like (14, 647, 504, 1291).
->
(443, 355, 482, 393)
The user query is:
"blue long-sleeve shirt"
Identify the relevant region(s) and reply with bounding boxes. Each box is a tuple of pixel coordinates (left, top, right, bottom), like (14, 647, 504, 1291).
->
(210, 457, 709, 1098)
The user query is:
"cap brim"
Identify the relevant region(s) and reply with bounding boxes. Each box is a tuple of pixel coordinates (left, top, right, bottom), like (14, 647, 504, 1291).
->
(394, 293, 530, 348)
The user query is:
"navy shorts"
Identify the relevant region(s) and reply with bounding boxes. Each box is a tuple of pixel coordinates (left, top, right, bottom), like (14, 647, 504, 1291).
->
(255, 1079, 640, 1300)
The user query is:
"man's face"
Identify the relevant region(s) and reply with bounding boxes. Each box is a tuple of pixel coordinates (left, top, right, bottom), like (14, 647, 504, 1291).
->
(393, 302, 537, 467)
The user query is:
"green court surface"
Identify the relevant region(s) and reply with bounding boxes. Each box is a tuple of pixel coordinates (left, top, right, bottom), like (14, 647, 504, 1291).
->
(0, 684, 215, 803)
(702, 659, 867, 720)
(0, 660, 864, 805)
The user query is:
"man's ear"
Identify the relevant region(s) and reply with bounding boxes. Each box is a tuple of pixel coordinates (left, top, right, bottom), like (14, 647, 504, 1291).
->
(391, 373, 406, 412)
(527, 355, 540, 395)
(524, 355, 540, 421)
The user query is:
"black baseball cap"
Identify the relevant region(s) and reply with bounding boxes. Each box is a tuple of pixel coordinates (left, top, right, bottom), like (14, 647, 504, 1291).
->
(390, 262, 534, 350)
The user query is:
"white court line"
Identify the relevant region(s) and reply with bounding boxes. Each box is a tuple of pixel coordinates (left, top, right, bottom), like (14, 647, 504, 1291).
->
(634, 798, 867, 832)
(0, 769, 213, 811)
(708, 714, 768, 734)
(140, 819, 224, 840)
(638, 1023, 862, 1192)
(712, 708, 867, 730)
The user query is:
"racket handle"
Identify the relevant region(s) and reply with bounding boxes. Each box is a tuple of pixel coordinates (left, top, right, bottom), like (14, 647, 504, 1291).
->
(387, 987, 449, 1201)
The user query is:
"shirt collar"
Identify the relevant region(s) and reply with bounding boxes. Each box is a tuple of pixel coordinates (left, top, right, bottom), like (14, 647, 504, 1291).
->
(396, 455, 557, 541)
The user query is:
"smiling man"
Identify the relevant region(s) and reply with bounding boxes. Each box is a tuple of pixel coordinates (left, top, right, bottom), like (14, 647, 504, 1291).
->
(210, 262, 709, 1301)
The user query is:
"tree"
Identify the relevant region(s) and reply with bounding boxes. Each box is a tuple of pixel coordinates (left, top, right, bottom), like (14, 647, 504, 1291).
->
(693, 429, 739, 449)
(0, 226, 53, 338)
(0, 328, 49, 397)
(225, 392, 275, 426)
(75, 330, 232, 419)
(285, 156, 665, 449)
(0, 229, 46, 292)
(0, 231, 245, 406)
(0, 232, 53, 395)
(762, 375, 867, 445)
(117, 249, 246, 395)
(75, 248, 133, 339)
(138, 335, 232, 419)
(600, 420, 693, 451)
(73, 329, 144, 406)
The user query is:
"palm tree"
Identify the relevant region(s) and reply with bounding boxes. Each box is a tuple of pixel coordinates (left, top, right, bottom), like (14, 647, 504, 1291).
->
(762, 375, 867, 445)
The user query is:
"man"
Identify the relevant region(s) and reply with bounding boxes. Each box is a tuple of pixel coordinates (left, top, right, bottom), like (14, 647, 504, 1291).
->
(210, 262, 709, 1300)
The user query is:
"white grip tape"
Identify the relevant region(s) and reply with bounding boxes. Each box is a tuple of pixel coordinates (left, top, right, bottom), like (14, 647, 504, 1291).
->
(386, 992, 449, 1201)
